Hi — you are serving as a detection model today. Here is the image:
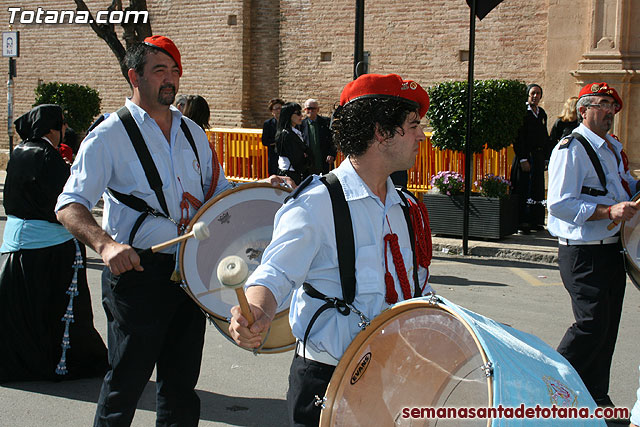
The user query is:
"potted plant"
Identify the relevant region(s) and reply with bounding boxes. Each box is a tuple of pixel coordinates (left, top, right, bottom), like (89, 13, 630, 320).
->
(424, 172, 518, 239)
(424, 79, 526, 239)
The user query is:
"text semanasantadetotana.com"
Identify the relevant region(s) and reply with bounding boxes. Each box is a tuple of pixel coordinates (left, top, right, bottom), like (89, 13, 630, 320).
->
(7, 7, 148, 25)
(402, 404, 629, 420)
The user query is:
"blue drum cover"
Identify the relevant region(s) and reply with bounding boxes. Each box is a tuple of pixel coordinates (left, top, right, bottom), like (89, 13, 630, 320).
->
(405, 296, 605, 426)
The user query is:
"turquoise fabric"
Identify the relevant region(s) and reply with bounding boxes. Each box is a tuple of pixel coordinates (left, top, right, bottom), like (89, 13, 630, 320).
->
(404, 296, 605, 426)
(0, 215, 72, 252)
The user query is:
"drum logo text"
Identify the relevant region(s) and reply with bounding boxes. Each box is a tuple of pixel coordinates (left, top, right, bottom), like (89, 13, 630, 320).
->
(350, 352, 371, 385)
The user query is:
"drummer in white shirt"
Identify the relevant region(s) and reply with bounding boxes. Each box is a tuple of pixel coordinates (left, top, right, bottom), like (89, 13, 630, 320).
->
(229, 73, 433, 426)
(547, 82, 638, 412)
(55, 35, 293, 426)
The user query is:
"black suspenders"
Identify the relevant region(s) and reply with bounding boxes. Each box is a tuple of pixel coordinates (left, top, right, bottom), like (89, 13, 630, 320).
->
(300, 172, 422, 353)
(108, 106, 202, 245)
(569, 132, 608, 197)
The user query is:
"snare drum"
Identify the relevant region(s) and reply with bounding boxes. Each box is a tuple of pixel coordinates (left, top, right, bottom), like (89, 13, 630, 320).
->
(621, 192, 640, 290)
(320, 295, 601, 426)
(179, 183, 295, 353)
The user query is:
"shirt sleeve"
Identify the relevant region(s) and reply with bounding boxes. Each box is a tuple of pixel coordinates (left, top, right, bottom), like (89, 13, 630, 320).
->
(547, 144, 597, 225)
(246, 196, 323, 308)
(55, 131, 114, 212)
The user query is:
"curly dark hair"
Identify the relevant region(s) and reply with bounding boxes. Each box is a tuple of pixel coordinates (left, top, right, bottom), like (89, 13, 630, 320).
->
(330, 97, 419, 157)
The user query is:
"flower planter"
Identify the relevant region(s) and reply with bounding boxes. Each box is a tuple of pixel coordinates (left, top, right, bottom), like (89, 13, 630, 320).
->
(423, 193, 518, 240)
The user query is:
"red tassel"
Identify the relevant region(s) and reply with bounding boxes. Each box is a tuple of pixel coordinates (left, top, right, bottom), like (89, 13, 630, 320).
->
(384, 272, 398, 304)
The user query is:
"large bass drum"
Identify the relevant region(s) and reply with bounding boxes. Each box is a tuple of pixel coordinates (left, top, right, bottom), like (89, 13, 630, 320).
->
(178, 183, 295, 353)
(320, 295, 601, 426)
(621, 192, 640, 290)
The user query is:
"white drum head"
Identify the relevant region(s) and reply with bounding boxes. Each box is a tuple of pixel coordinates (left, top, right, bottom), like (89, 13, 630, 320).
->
(180, 183, 291, 320)
(321, 300, 490, 426)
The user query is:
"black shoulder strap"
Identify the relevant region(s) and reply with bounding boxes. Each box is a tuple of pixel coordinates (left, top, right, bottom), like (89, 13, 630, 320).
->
(321, 173, 356, 304)
(179, 119, 203, 189)
(395, 188, 422, 298)
(570, 132, 608, 197)
(116, 107, 170, 217)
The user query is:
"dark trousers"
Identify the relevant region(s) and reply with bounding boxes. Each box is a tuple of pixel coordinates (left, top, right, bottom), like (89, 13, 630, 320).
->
(94, 253, 205, 427)
(556, 242, 626, 402)
(287, 353, 336, 427)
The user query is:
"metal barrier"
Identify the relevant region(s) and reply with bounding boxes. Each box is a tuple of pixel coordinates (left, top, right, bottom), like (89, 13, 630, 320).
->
(207, 128, 514, 194)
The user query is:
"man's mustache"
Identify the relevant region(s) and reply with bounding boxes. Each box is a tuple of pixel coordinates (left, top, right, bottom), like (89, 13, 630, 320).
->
(160, 83, 176, 92)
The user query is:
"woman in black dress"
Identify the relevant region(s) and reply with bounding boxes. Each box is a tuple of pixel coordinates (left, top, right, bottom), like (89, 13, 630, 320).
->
(0, 105, 108, 382)
(275, 103, 313, 184)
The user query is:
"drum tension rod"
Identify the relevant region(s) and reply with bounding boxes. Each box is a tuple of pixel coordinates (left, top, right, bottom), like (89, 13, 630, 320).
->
(482, 361, 494, 378)
(314, 395, 327, 409)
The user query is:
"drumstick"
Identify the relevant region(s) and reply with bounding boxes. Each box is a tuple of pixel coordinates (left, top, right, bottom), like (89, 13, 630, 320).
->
(137, 222, 210, 255)
(217, 255, 255, 325)
(607, 200, 640, 230)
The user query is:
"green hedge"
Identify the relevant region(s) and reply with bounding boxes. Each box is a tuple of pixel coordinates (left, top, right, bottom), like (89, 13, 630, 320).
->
(426, 79, 527, 153)
(34, 82, 101, 133)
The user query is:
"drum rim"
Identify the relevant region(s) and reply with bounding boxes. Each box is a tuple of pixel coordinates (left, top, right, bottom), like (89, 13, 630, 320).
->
(178, 181, 292, 321)
(320, 297, 493, 427)
(620, 192, 640, 291)
(177, 182, 295, 353)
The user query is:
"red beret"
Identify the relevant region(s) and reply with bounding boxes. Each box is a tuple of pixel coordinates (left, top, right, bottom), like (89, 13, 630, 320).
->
(143, 35, 182, 76)
(340, 74, 430, 118)
(578, 82, 622, 113)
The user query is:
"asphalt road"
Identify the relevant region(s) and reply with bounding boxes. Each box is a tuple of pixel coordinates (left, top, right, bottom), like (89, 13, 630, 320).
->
(0, 205, 638, 426)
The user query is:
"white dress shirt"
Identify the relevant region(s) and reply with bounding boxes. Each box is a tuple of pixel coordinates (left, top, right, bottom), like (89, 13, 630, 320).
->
(547, 123, 637, 241)
(247, 159, 431, 362)
(56, 99, 233, 252)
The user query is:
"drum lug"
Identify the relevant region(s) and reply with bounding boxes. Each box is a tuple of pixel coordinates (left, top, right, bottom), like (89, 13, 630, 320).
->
(314, 395, 326, 409)
(621, 248, 628, 255)
(482, 361, 494, 378)
(180, 280, 187, 290)
(426, 293, 440, 306)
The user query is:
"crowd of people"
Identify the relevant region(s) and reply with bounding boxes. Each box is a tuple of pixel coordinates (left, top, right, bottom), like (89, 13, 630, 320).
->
(0, 33, 638, 427)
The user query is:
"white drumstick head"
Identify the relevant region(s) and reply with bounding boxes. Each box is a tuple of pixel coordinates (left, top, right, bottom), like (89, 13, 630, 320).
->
(192, 221, 210, 241)
(217, 255, 249, 288)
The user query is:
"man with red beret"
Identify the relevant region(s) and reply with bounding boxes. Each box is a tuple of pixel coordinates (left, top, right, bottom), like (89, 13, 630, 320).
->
(547, 82, 638, 410)
(55, 36, 292, 426)
(229, 73, 433, 425)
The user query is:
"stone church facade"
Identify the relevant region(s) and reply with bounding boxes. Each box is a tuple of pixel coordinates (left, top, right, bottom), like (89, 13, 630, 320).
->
(1, 0, 638, 164)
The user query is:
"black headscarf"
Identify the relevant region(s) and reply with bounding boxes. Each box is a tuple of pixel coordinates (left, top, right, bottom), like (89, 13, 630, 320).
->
(14, 104, 63, 141)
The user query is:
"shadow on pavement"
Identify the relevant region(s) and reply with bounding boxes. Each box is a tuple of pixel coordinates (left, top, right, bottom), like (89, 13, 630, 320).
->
(429, 274, 507, 288)
(2, 379, 287, 426)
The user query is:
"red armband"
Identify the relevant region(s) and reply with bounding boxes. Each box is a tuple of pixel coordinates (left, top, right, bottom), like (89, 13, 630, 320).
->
(608, 205, 613, 220)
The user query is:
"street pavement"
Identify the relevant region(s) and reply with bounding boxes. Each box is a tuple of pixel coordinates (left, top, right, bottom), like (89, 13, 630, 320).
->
(0, 170, 638, 426)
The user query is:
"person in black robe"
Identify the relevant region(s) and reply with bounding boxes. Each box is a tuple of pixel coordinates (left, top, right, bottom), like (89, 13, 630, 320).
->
(550, 96, 579, 146)
(511, 84, 552, 234)
(0, 104, 108, 383)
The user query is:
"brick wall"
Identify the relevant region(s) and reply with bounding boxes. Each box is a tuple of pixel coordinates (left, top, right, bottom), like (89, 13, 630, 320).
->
(0, 0, 610, 157)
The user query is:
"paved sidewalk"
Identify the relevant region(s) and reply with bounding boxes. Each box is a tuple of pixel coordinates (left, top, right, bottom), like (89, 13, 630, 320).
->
(432, 229, 559, 265)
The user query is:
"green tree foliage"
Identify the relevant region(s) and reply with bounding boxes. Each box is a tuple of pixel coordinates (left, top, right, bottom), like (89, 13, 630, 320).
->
(426, 79, 527, 153)
(33, 82, 101, 133)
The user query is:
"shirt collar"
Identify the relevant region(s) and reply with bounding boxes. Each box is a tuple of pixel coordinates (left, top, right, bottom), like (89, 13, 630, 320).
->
(333, 158, 402, 206)
(40, 136, 55, 147)
(125, 98, 181, 125)
(577, 123, 607, 149)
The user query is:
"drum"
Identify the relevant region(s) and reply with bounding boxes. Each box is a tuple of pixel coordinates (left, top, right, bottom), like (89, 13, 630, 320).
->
(179, 183, 295, 353)
(621, 192, 640, 290)
(320, 295, 601, 426)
